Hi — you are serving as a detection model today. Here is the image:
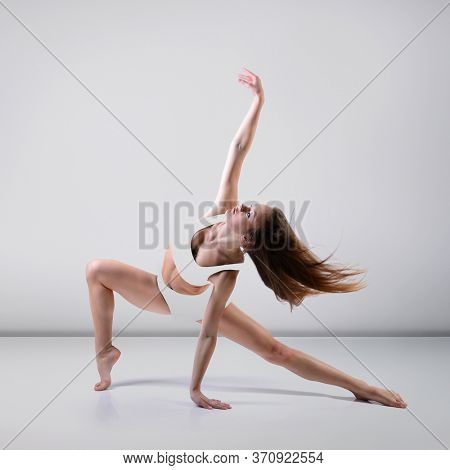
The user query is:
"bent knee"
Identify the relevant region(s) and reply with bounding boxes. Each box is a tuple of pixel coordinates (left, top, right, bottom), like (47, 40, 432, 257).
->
(264, 341, 294, 365)
(85, 258, 110, 283)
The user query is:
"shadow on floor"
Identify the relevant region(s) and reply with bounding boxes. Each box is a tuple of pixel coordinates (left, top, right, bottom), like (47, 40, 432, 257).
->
(106, 376, 371, 405)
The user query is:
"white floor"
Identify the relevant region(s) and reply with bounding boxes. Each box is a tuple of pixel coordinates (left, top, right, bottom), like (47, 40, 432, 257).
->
(0, 337, 448, 450)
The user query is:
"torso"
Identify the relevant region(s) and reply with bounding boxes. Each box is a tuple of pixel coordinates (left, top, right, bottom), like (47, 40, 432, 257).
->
(161, 245, 210, 295)
(161, 215, 244, 295)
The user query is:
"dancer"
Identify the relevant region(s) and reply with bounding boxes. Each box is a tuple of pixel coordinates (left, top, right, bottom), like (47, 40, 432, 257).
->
(86, 67, 407, 410)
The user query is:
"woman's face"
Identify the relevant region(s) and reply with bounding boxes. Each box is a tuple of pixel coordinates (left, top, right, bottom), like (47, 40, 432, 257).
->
(225, 202, 268, 237)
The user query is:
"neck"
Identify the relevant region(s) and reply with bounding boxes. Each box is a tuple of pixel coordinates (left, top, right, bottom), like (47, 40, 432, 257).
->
(208, 222, 244, 263)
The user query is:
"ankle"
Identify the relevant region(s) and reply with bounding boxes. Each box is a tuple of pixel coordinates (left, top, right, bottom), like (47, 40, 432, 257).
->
(96, 344, 114, 357)
(348, 379, 371, 395)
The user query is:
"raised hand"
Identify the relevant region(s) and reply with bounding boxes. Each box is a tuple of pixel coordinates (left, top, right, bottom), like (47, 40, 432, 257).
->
(237, 67, 264, 98)
(190, 389, 232, 410)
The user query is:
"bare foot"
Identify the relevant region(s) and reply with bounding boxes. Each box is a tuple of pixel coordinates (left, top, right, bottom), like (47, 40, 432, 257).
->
(352, 385, 407, 408)
(94, 345, 121, 391)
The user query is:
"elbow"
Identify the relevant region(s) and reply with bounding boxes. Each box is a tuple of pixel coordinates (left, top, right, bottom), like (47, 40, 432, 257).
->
(231, 140, 246, 152)
(200, 331, 218, 340)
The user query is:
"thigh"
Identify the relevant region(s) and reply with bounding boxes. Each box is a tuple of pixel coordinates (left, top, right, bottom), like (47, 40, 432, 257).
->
(196, 302, 279, 359)
(86, 258, 171, 315)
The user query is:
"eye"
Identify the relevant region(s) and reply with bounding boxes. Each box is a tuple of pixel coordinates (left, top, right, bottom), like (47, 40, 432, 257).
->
(247, 211, 251, 218)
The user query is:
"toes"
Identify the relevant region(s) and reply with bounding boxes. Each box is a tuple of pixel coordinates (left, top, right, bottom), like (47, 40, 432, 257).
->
(390, 390, 401, 402)
(391, 391, 406, 406)
(94, 380, 110, 391)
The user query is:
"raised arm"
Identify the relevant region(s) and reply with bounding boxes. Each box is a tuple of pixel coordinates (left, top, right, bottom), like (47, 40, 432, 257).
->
(189, 270, 239, 410)
(204, 68, 265, 217)
(231, 81, 265, 151)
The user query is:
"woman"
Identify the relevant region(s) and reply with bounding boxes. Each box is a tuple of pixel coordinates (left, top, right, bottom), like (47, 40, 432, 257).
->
(85, 67, 407, 410)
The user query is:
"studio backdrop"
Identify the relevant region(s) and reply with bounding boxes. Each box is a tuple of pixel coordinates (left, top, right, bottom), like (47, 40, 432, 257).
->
(1, 0, 448, 336)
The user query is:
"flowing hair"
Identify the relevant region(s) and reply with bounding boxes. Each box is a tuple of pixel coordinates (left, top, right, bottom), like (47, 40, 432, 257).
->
(246, 207, 368, 311)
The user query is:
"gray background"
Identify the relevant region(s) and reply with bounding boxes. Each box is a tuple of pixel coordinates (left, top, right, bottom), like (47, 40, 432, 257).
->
(1, 0, 449, 336)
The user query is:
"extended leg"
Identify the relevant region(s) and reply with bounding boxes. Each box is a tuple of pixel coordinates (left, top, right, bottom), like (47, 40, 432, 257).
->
(197, 303, 407, 408)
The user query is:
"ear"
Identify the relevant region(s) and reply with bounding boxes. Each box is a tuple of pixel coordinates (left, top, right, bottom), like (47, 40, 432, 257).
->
(242, 230, 256, 249)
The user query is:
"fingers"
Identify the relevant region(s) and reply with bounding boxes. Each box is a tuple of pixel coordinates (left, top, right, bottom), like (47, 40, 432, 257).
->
(207, 398, 231, 410)
(198, 397, 232, 410)
(237, 69, 262, 93)
(238, 79, 250, 88)
(242, 67, 256, 76)
(238, 74, 251, 85)
(210, 399, 231, 409)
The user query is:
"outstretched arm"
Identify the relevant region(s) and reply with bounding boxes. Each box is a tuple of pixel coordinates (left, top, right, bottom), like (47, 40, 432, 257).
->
(189, 270, 239, 409)
(204, 68, 265, 217)
(232, 72, 265, 150)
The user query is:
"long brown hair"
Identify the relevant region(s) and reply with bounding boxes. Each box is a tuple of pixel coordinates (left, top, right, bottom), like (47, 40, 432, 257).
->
(246, 207, 367, 311)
